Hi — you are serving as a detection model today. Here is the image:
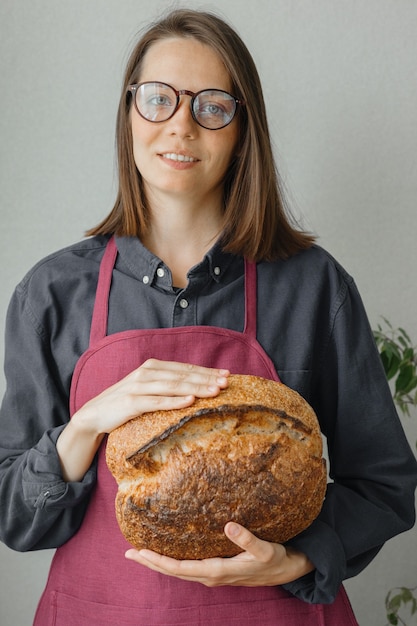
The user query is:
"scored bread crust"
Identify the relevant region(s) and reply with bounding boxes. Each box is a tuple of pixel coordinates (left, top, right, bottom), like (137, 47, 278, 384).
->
(106, 374, 327, 559)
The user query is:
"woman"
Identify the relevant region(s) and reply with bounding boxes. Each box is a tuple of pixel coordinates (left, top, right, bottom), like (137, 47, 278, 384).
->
(0, 9, 416, 625)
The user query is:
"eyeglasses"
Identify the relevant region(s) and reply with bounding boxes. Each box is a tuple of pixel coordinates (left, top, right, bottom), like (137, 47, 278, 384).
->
(128, 81, 244, 130)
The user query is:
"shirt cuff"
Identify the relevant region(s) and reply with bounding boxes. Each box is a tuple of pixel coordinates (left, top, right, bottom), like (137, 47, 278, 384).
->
(282, 518, 347, 604)
(22, 426, 97, 509)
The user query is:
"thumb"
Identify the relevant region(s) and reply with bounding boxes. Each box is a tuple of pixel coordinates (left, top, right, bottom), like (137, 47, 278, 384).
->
(224, 522, 262, 555)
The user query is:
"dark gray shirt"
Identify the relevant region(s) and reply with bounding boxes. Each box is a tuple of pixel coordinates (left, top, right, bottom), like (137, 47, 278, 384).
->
(0, 234, 416, 604)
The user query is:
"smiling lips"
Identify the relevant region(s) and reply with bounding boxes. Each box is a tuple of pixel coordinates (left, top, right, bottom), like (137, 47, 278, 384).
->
(160, 152, 199, 163)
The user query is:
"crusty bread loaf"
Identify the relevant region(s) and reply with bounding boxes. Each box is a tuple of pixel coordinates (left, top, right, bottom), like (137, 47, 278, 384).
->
(106, 375, 326, 559)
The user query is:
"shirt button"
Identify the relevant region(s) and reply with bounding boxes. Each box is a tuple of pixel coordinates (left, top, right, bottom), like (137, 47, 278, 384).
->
(214, 266, 221, 276)
(179, 298, 189, 309)
(156, 268, 165, 278)
(142, 275, 150, 284)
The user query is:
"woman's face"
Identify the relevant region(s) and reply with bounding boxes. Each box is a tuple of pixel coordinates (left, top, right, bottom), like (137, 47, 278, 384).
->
(130, 37, 239, 212)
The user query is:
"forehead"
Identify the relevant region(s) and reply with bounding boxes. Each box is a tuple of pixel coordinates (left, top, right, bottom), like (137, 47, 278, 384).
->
(139, 37, 232, 92)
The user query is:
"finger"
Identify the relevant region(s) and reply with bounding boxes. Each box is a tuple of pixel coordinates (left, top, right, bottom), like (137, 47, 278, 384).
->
(128, 393, 196, 414)
(127, 364, 229, 399)
(125, 548, 166, 571)
(137, 360, 230, 390)
(224, 522, 275, 562)
(140, 359, 230, 379)
(125, 549, 209, 582)
(137, 378, 227, 399)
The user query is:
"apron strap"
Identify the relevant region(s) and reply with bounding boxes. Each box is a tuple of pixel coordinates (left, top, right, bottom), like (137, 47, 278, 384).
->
(243, 259, 257, 338)
(89, 236, 117, 347)
(89, 237, 258, 346)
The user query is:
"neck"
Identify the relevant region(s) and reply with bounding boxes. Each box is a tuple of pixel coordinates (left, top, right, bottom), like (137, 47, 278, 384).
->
(142, 193, 223, 288)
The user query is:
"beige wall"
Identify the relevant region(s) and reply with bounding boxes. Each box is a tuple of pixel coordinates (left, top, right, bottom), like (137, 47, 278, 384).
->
(1, 1, 416, 624)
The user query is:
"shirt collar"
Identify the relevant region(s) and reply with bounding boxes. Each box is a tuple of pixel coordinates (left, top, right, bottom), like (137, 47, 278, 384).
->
(114, 236, 239, 290)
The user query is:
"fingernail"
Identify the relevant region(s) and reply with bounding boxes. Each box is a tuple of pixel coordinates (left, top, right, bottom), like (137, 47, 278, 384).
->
(227, 522, 240, 537)
(216, 377, 228, 385)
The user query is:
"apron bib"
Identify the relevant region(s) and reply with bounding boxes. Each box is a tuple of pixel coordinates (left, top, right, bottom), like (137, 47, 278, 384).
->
(34, 237, 358, 625)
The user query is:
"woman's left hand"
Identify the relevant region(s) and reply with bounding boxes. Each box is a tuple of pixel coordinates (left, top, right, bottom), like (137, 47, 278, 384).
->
(125, 522, 314, 587)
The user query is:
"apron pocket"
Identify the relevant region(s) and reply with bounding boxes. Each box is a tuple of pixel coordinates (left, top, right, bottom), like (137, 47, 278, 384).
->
(49, 590, 327, 626)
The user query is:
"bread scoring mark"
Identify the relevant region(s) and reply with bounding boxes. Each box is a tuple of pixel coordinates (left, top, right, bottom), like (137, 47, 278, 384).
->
(125, 404, 312, 466)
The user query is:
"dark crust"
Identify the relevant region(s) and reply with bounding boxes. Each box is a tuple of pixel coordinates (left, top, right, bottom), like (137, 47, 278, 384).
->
(116, 443, 327, 559)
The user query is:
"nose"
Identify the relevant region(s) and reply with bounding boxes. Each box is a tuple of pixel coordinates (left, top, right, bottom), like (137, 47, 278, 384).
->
(167, 94, 197, 136)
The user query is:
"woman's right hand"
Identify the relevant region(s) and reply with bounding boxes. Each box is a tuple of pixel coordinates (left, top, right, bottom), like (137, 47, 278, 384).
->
(56, 359, 229, 482)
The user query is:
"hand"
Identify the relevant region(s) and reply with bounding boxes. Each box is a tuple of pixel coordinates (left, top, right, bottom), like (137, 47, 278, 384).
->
(73, 358, 230, 436)
(57, 359, 229, 482)
(125, 522, 314, 587)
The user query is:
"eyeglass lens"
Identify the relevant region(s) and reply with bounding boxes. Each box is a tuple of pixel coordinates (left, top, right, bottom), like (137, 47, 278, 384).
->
(134, 82, 238, 130)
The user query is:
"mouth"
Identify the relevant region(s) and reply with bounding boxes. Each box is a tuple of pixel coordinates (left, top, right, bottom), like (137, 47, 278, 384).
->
(160, 152, 199, 163)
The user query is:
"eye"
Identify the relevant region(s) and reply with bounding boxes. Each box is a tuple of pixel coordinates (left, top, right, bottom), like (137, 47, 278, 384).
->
(138, 83, 177, 112)
(194, 91, 236, 124)
(199, 102, 225, 116)
(147, 94, 174, 108)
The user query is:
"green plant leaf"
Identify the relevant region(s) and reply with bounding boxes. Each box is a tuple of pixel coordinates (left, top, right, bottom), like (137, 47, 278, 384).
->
(398, 335, 409, 350)
(387, 593, 402, 611)
(403, 347, 415, 362)
(400, 587, 413, 603)
(399, 327, 412, 344)
(383, 316, 393, 329)
(383, 353, 400, 381)
(396, 365, 415, 394)
(403, 375, 417, 395)
(387, 612, 398, 625)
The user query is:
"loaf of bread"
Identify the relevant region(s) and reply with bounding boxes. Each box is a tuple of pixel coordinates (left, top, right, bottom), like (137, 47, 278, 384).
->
(106, 374, 326, 559)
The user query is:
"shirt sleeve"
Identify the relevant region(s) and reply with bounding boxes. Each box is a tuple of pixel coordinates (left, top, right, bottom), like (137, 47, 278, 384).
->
(0, 284, 96, 551)
(283, 274, 417, 603)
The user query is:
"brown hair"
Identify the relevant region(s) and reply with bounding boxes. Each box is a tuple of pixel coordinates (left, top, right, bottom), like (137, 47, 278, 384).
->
(86, 9, 315, 260)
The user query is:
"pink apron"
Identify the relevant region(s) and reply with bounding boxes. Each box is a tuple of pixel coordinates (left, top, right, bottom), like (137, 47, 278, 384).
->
(34, 237, 358, 625)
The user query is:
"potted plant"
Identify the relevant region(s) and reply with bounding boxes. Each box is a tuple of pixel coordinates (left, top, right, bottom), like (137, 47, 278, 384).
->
(373, 319, 417, 625)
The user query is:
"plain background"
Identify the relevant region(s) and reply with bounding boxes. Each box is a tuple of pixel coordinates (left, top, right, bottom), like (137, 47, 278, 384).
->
(1, 1, 416, 624)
